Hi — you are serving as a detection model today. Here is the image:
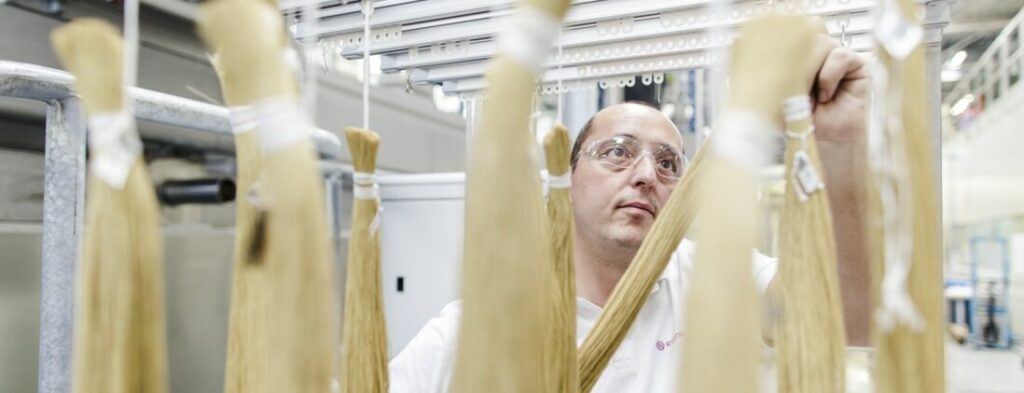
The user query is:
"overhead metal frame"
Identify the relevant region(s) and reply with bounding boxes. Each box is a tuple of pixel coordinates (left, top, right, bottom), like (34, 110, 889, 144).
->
(288, 0, 951, 96)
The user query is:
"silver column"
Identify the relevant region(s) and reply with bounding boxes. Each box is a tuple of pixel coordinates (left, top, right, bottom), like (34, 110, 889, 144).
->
(36, 98, 87, 393)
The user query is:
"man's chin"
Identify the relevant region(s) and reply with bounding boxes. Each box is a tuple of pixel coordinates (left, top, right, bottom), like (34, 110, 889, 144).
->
(608, 227, 649, 249)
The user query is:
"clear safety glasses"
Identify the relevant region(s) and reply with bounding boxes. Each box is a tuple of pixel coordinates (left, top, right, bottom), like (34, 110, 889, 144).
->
(577, 135, 688, 182)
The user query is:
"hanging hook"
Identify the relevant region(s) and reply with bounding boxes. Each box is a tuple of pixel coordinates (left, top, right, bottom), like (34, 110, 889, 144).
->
(838, 17, 851, 48)
(361, 0, 375, 131)
(320, 39, 331, 74)
(556, 26, 564, 124)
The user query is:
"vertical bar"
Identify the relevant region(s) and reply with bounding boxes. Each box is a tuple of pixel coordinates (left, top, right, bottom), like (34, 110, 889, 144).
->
(464, 97, 478, 158)
(694, 68, 705, 150)
(324, 171, 344, 258)
(37, 98, 87, 393)
(1018, 19, 1024, 76)
(999, 40, 1010, 93)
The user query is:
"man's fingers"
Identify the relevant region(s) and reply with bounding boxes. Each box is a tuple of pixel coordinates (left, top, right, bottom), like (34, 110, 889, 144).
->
(816, 47, 867, 103)
(804, 34, 839, 95)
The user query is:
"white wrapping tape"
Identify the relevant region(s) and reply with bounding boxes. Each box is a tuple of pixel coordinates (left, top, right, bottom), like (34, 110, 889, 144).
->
(253, 97, 310, 152)
(497, 5, 561, 73)
(710, 111, 780, 172)
(782, 95, 812, 124)
(352, 171, 382, 233)
(352, 171, 380, 200)
(228, 105, 257, 134)
(547, 172, 571, 189)
(352, 172, 376, 185)
(88, 112, 142, 189)
(353, 184, 380, 200)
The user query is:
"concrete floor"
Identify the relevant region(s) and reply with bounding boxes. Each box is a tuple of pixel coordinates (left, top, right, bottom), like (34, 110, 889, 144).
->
(948, 341, 1024, 392)
(755, 341, 1023, 393)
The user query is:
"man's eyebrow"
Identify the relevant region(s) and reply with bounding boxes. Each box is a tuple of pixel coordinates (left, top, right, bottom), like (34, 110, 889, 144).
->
(610, 132, 684, 154)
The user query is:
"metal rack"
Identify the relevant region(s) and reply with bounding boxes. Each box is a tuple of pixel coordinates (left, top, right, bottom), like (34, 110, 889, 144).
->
(283, 0, 952, 95)
(0, 60, 344, 393)
(944, 6, 1024, 133)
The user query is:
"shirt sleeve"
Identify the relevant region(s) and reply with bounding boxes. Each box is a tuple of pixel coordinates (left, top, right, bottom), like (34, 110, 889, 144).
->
(388, 301, 462, 393)
(751, 250, 778, 295)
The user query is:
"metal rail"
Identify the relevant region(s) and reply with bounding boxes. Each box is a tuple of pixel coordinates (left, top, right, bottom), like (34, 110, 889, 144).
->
(0, 60, 343, 393)
(0, 61, 343, 157)
(944, 6, 1024, 132)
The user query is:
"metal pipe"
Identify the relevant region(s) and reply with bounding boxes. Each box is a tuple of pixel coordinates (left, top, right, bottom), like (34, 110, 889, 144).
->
(36, 98, 87, 393)
(157, 178, 237, 206)
(0, 61, 343, 158)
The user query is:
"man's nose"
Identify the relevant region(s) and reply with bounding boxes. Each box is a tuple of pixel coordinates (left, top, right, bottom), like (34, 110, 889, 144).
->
(630, 154, 659, 188)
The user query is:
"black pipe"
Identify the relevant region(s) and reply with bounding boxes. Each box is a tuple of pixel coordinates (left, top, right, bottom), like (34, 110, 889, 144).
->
(157, 177, 236, 206)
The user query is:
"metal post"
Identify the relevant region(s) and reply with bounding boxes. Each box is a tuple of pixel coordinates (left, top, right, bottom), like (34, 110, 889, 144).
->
(694, 68, 705, 151)
(37, 98, 87, 393)
(324, 171, 345, 258)
(464, 96, 479, 159)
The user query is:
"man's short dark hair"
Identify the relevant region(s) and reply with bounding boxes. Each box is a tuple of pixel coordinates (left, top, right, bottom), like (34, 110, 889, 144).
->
(569, 100, 660, 171)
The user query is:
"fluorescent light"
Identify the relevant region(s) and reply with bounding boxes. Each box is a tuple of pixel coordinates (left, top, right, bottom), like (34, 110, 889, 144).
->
(948, 50, 967, 68)
(950, 94, 974, 116)
(941, 68, 962, 82)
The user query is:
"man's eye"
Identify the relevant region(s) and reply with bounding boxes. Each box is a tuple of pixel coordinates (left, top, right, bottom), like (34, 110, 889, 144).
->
(600, 146, 630, 158)
(659, 160, 676, 171)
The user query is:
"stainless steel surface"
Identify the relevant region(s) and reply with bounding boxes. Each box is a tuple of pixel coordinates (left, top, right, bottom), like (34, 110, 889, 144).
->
(36, 98, 86, 393)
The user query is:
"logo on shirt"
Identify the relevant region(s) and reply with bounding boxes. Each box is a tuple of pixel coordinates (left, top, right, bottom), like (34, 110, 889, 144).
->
(655, 331, 683, 351)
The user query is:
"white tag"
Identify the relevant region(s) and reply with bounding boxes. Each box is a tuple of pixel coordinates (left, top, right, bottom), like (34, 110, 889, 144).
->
(792, 150, 824, 202)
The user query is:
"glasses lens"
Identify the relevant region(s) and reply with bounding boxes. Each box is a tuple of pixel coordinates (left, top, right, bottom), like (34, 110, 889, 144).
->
(653, 147, 684, 180)
(586, 136, 686, 182)
(593, 137, 640, 168)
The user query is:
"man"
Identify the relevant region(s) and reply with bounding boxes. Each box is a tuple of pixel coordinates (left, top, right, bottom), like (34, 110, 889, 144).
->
(389, 35, 870, 392)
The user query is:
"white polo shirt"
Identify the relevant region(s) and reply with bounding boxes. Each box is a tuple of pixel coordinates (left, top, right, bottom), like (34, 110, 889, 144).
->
(388, 238, 778, 393)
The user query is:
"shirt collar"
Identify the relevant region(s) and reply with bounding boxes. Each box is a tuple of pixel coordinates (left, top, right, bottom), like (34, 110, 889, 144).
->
(576, 250, 678, 317)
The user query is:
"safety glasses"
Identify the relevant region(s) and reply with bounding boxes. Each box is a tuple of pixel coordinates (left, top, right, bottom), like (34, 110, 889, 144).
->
(577, 134, 687, 182)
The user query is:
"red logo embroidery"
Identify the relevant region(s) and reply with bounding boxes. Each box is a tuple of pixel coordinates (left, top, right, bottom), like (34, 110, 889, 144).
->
(655, 331, 683, 352)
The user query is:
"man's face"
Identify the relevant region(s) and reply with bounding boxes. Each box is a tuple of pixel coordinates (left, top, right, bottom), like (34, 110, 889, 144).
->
(570, 103, 684, 252)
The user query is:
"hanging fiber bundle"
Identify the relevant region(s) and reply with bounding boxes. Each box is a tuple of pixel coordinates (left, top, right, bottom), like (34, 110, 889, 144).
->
(340, 128, 389, 393)
(450, 0, 571, 392)
(775, 96, 847, 393)
(869, 0, 945, 391)
(198, 1, 337, 392)
(211, 54, 271, 393)
(52, 19, 169, 393)
(543, 125, 577, 393)
(682, 16, 821, 393)
(576, 134, 710, 393)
